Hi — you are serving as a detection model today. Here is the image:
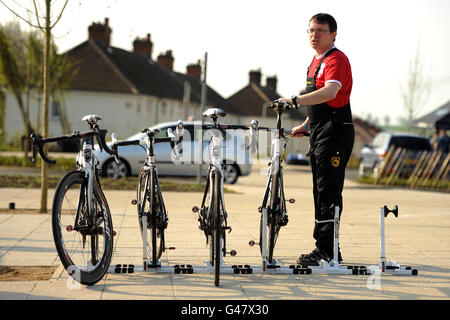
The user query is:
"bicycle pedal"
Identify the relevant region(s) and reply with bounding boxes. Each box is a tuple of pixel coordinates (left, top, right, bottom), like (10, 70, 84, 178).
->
(66, 225, 73, 232)
(131, 199, 137, 205)
(168, 247, 176, 250)
(287, 198, 295, 204)
(192, 206, 199, 213)
(228, 250, 237, 256)
(248, 240, 260, 247)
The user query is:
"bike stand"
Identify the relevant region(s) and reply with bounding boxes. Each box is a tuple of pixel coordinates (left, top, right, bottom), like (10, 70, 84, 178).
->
(289, 205, 418, 276)
(108, 205, 417, 277)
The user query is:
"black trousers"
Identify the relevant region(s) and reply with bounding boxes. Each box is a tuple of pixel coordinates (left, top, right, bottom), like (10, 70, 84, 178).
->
(309, 118, 354, 256)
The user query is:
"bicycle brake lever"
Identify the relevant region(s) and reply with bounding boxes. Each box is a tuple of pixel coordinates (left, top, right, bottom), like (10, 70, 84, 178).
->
(30, 134, 38, 163)
(110, 133, 120, 164)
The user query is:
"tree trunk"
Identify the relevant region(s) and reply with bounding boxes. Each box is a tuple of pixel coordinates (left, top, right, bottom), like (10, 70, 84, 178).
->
(40, 1, 51, 213)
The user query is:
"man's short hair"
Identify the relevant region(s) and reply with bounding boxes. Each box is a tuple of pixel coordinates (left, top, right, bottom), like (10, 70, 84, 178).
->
(310, 13, 337, 33)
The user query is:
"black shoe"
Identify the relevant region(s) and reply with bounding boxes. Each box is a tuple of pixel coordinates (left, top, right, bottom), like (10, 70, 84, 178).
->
(297, 248, 331, 266)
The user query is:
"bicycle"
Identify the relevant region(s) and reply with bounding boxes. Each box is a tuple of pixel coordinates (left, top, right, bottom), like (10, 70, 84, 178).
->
(30, 115, 119, 285)
(249, 100, 308, 271)
(192, 108, 251, 286)
(126, 121, 184, 269)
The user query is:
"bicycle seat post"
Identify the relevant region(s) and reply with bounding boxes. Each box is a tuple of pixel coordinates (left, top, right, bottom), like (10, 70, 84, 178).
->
(147, 132, 155, 158)
(276, 108, 283, 132)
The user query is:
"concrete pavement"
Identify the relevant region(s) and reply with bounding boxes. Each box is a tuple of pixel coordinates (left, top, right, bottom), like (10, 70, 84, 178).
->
(0, 163, 449, 300)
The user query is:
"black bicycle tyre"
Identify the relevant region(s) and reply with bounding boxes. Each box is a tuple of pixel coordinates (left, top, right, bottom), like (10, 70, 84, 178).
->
(52, 170, 113, 286)
(268, 172, 280, 264)
(211, 171, 222, 286)
(137, 167, 163, 266)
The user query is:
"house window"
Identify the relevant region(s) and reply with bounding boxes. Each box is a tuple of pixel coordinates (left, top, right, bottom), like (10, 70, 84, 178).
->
(51, 101, 60, 119)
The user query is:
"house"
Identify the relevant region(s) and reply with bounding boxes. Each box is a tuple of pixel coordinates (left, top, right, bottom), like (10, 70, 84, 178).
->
(413, 100, 450, 130)
(2, 17, 239, 144)
(353, 117, 382, 157)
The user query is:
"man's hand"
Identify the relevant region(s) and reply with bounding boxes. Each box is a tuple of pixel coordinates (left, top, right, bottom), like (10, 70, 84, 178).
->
(290, 123, 309, 138)
(277, 97, 293, 105)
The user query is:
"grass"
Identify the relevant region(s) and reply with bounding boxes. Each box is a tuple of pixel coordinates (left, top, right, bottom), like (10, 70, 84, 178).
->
(0, 155, 238, 192)
(0, 174, 237, 193)
(0, 155, 74, 171)
(355, 175, 449, 192)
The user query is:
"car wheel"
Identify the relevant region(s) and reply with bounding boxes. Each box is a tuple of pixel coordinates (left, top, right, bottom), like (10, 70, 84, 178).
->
(223, 164, 239, 184)
(103, 158, 130, 179)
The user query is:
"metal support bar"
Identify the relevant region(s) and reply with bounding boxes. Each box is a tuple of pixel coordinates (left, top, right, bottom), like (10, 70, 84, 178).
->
(108, 205, 417, 277)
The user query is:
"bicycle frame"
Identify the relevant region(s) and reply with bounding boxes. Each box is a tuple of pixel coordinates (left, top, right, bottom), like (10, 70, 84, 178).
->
(199, 122, 228, 254)
(140, 132, 168, 268)
(125, 123, 183, 269)
(75, 135, 98, 229)
(67, 116, 111, 235)
(256, 108, 291, 270)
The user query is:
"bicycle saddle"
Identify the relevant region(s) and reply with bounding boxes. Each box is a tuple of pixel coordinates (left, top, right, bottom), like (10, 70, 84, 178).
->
(140, 128, 161, 136)
(82, 114, 103, 124)
(203, 108, 226, 119)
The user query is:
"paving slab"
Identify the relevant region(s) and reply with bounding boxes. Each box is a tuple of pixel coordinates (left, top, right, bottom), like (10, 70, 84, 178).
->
(0, 163, 449, 300)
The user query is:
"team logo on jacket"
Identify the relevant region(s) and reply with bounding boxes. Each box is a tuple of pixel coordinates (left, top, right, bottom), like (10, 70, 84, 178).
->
(331, 156, 341, 167)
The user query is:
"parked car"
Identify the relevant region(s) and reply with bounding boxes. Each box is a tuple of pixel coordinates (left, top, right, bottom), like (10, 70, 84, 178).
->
(359, 131, 433, 176)
(286, 153, 309, 165)
(94, 121, 253, 184)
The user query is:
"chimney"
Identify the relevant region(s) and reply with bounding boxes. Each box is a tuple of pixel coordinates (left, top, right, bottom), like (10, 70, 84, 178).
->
(266, 76, 277, 92)
(88, 17, 112, 45)
(157, 50, 174, 71)
(186, 60, 202, 79)
(133, 33, 153, 59)
(249, 69, 261, 86)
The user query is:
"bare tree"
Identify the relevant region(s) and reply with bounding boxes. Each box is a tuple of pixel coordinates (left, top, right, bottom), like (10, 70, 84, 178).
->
(1, 0, 68, 213)
(400, 43, 430, 131)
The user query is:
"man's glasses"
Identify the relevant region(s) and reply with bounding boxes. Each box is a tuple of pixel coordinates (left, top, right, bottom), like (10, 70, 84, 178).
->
(306, 28, 330, 35)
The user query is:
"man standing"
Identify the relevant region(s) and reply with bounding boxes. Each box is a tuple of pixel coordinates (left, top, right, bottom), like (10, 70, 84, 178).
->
(279, 13, 354, 265)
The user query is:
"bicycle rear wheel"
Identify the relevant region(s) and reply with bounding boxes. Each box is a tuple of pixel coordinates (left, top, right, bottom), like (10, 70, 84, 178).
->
(52, 170, 114, 286)
(137, 167, 163, 265)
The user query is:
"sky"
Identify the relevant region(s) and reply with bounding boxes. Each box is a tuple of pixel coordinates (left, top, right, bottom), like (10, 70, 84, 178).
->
(1, 0, 450, 125)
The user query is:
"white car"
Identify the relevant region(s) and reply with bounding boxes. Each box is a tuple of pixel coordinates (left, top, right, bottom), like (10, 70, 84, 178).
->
(94, 121, 253, 184)
(359, 131, 433, 176)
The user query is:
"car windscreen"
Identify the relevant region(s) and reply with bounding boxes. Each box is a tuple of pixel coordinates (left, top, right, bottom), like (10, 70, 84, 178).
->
(389, 136, 432, 151)
(126, 132, 145, 141)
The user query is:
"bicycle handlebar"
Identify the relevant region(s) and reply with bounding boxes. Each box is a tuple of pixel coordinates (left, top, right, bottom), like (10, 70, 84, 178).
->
(112, 139, 141, 148)
(268, 100, 299, 111)
(30, 128, 116, 165)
